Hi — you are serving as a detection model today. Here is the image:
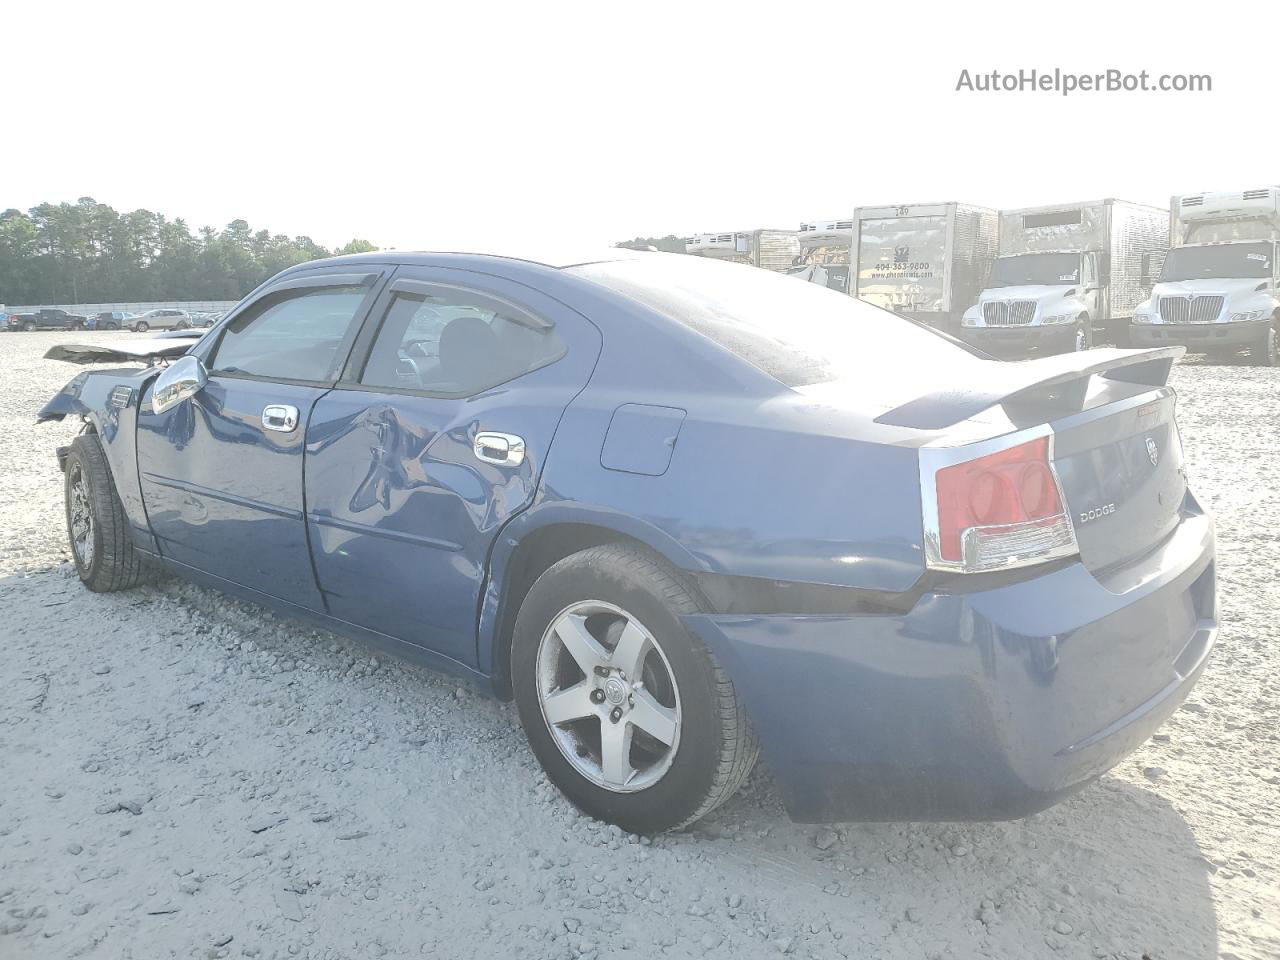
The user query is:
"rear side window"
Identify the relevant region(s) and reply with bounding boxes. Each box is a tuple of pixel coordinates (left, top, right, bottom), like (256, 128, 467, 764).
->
(358, 285, 565, 396)
(571, 254, 969, 387)
(209, 285, 369, 382)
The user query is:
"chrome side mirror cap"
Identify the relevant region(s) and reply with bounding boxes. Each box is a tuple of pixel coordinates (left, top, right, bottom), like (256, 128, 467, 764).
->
(151, 355, 208, 414)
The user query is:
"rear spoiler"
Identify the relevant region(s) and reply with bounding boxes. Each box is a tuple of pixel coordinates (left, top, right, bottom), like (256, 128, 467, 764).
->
(875, 346, 1184, 430)
(43, 333, 204, 365)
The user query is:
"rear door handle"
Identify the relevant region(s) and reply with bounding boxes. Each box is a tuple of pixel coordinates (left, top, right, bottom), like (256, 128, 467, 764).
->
(262, 404, 300, 433)
(473, 431, 526, 466)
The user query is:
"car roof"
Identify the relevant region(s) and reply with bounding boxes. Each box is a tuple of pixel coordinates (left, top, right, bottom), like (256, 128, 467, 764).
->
(307, 247, 649, 272)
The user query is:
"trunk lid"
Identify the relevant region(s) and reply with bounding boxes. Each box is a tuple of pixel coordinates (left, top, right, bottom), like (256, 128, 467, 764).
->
(1051, 390, 1186, 573)
(869, 345, 1188, 575)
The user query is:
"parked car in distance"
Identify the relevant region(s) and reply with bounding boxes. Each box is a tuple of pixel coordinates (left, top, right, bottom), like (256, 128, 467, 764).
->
(131, 308, 192, 332)
(41, 250, 1218, 833)
(5, 312, 40, 332)
(9, 308, 90, 331)
(89, 311, 139, 331)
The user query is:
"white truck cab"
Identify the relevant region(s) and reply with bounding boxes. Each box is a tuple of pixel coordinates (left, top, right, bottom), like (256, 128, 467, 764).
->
(787, 219, 853, 293)
(961, 200, 1167, 357)
(1131, 188, 1280, 365)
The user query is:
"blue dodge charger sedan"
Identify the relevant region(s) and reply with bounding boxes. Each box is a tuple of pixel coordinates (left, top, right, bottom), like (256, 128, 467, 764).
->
(41, 249, 1217, 832)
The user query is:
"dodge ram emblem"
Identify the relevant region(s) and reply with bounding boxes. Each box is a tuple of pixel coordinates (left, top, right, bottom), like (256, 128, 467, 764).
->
(1146, 437, 1159, 466)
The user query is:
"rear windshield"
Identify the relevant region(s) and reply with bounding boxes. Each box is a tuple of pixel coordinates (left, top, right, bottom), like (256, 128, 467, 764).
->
(571, 254, 968, 387)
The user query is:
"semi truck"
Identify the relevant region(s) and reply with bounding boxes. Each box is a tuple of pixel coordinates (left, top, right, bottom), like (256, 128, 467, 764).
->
(960, 199, 1168, 356)
(1130, 188, 1280, 365)
(787, 218, 853, 293)
(684, 230, 800, 273)
(852, 202, 998, 335)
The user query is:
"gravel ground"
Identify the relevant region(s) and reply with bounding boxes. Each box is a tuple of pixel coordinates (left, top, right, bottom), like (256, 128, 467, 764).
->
(1, 331, 1276, 960)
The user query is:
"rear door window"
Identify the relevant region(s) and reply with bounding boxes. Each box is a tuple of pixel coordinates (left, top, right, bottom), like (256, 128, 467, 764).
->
(357, 284, 565, 396)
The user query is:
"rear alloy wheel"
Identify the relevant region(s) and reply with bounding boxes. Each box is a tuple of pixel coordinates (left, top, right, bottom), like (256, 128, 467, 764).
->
(512, 544, 757, 833)
(175, 319, 191, 330)
(64, 434, 152, 592)
(537, 601, 683, 792)
(1251, 324, 1279, 367)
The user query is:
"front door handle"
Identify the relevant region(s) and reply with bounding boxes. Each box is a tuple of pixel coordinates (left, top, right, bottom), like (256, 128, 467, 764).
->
(473, 431, 526, 466)
(262, 404, 300, 433)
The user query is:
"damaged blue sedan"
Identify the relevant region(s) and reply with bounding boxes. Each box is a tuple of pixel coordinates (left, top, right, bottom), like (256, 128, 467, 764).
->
(41, 250, 1217, 832)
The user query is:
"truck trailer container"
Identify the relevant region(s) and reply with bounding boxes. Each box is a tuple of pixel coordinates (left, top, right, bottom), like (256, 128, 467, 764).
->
(960, 199, 1167, 356)
(1130, 187, 1280, 365)
(852, 202, 998, 335)
(684, 230, 800, 273)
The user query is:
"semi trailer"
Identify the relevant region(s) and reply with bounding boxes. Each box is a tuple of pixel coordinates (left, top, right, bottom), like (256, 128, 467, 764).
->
(852, 202, 998, 335)
(684, 230, 800, 273)
(1130, 188, 1280, 365)
(960, 199, 1168, 356)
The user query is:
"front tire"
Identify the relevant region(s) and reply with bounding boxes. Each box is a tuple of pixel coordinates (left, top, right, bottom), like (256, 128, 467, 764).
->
(22, 321, 36, 332)
(1072, 316, 1093, 353)
(1250, 323, 1278, 367)
(134, 321, 149, 332)
(64, 435, 151, 592)
(512, 544, 757, 833)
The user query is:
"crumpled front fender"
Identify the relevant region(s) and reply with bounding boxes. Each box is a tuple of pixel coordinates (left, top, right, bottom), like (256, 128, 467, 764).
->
(38, 366, 161, 553)
(38, 372, 93, 423)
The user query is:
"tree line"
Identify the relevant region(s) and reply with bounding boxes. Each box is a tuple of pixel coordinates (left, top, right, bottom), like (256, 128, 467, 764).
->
(0, 197, 376, 306)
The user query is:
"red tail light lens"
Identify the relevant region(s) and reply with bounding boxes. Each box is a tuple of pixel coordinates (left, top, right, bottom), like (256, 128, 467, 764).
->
(932, 436, 1077, 572)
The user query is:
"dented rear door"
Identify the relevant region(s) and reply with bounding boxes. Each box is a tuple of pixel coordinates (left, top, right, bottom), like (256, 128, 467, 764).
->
(303, 267, 600, 666)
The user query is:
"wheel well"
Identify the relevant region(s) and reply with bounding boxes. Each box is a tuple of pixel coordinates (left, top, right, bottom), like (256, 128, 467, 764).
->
(489, 523, 670, 699)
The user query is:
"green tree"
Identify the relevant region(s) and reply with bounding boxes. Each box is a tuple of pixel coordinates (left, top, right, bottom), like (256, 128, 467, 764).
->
(0, 199, 376, 305)
(337, 239, 377, 255)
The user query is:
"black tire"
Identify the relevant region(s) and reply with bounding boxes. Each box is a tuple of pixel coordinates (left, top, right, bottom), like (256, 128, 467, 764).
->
(22, 321, 36, 332)
(107, 322, 120, 331)
(175, 319, 191, 330)
(1250, 323, 1278, 367)
(64, 434, 151, 592)
(1071, 316, 1093, 353)
(512, 544, 757, 833)
(135, 321, 149, 332)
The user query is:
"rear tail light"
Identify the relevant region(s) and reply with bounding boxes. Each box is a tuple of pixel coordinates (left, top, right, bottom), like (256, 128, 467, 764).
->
(926, 435, 1078, 573)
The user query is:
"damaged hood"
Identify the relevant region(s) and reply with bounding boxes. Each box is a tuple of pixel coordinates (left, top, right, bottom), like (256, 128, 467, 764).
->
(44, 332, 204, 365)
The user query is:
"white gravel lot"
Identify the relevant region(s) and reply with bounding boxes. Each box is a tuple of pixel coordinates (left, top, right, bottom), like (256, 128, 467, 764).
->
(1, 330, 1277, 960)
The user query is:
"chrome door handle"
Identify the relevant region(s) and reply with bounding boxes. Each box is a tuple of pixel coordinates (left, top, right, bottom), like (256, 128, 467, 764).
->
(262, 404, 299, 433)
(473, 431, 526, 466)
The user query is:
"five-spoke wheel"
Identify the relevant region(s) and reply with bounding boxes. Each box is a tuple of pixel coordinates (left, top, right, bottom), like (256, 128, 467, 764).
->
(536, 601, 681, 793)
(512, 543, 757, 833)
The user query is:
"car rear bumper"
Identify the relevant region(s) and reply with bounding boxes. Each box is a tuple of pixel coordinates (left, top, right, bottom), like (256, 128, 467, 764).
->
(959, 324, 1077, 354)
(684, 503, 1217, 822)
(1130, 319, 1268, 349)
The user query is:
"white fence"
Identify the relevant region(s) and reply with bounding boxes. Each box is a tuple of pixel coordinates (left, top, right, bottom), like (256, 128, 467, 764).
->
(2, 300, 240, 315)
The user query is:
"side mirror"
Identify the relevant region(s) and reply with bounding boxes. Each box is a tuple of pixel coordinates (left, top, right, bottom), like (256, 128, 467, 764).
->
(151, 354, 208, 414)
